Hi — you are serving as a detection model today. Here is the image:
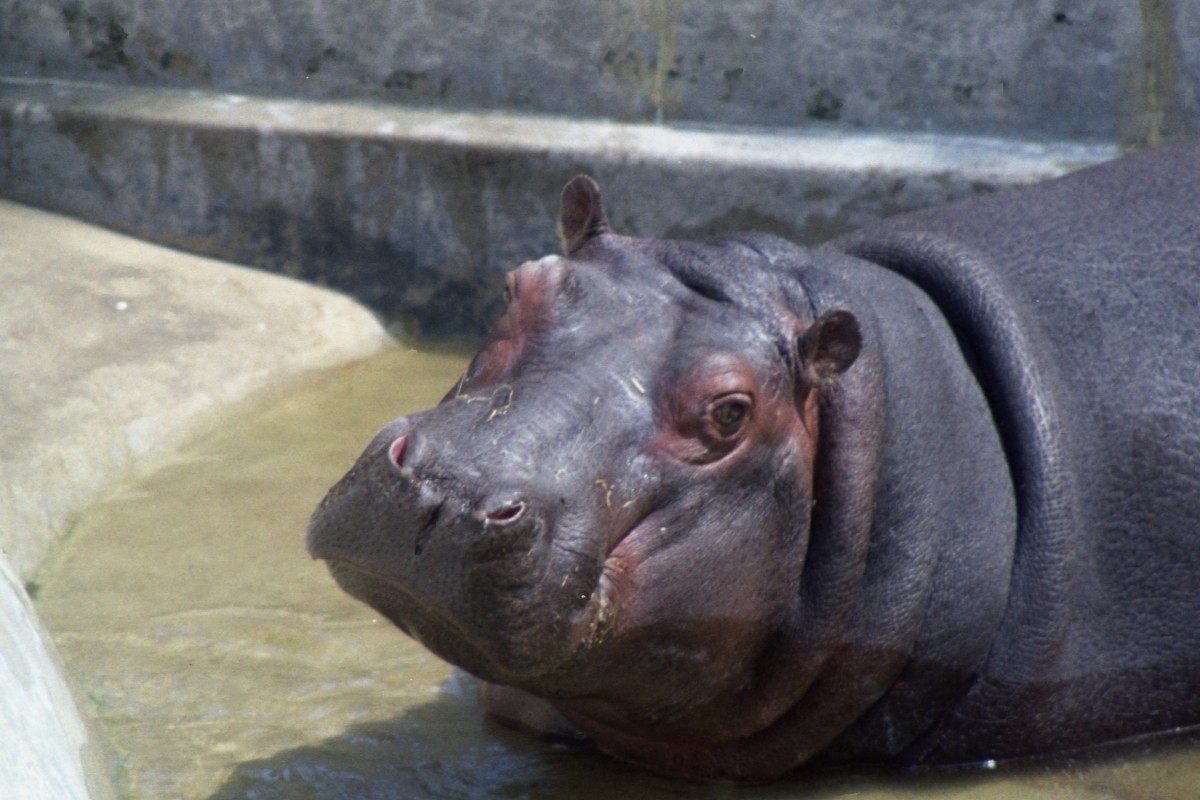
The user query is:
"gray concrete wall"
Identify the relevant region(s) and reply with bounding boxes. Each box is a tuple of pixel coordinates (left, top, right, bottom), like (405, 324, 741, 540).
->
(2, 0, 1197, 145)
(1, 2, 1195, 337)
(0, 80, 1116, 337)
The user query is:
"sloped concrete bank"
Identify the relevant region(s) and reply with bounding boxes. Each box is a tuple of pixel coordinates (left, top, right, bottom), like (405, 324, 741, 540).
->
(0, 78, 1120, 336)
(0, 200, 387, 799)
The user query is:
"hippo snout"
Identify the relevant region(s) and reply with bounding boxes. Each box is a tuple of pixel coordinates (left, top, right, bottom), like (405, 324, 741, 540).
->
(310, 420, 551, 568)
(386, 432, 529, 528)
(307, 414, 611, 684)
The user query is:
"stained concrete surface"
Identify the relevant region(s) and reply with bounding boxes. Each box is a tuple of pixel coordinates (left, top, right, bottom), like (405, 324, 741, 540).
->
(2, 0, 1196, 143)
(0, 79, 1120, 337)
(0, 199, 388, 798)
(0, 0, 1193, 340)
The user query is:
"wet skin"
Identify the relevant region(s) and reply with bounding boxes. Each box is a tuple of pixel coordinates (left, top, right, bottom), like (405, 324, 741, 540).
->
(309, 145, 1200, 781)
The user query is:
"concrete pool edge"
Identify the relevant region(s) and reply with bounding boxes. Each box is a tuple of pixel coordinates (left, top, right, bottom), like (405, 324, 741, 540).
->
(0, 200, 389, 799)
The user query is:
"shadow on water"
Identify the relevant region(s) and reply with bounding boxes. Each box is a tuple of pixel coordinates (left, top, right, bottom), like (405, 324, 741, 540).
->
(208, 689, 1200, 800)
(204, 671, 854, 800)
(205, 677, 692, 800)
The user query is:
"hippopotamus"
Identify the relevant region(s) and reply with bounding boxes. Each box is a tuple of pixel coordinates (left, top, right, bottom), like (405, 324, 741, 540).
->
(307, 140, 1200, 782)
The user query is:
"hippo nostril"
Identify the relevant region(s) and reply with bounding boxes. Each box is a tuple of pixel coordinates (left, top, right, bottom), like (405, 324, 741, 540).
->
(485, 501, 527, 525)
(388, 435, 409, 470)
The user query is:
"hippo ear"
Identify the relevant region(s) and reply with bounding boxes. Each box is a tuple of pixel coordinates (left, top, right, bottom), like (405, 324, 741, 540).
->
(797, 309, 862, 389)
(558, 175, 611, 255)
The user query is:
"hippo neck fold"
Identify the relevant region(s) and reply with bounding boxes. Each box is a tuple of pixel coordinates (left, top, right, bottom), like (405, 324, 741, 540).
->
(786, 243, 1020, 767)
(830, 232, 1075, 757)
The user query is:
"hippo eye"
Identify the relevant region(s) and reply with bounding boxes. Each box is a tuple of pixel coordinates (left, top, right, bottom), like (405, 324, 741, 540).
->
(706, 393, 752, 438)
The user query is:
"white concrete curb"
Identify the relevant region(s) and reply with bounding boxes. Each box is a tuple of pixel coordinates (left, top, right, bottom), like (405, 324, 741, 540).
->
(0, 555, 98, 800)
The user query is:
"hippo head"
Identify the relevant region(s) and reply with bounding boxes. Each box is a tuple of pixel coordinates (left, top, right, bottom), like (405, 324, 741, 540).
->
(307, 177, 861, 759)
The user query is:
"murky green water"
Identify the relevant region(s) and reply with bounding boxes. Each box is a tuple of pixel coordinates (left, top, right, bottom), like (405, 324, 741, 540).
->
(35, 341, 1200, 800)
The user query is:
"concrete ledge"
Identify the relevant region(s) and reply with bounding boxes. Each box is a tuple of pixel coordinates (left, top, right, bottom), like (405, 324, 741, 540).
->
(0, 199, 388, 799)
(0, 77, 1119, 336)
(0, 198, 387, 579)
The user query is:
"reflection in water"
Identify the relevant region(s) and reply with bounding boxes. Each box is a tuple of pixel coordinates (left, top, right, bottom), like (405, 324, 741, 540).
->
(35, 341, 1200, 800)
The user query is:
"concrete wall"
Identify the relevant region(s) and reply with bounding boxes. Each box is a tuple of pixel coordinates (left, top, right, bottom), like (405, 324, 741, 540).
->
(0, 81, 1116, 336)
(2, 0, 1197, 145)
(1, 2, 1196, 337)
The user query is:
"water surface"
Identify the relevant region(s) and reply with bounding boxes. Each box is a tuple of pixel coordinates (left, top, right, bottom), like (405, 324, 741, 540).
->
(35, 341, 1200, 800)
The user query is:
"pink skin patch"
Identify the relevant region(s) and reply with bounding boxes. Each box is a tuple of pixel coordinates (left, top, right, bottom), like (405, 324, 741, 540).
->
(465, 256, 568, 386)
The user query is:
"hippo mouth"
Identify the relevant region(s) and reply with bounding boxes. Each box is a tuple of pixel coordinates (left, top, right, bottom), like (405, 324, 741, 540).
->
(321, 556, 546, 681)
(313, 517, 629, 689)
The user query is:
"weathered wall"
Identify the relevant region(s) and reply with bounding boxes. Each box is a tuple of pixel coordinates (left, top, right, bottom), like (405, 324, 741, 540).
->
(0, 1, 1194, 336)
(2, 0, 1195, 145)
(0, 82, 1116, 336)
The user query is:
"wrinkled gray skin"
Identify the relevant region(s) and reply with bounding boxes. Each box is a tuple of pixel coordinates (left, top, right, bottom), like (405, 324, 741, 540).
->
(308, 142, 1200, 782)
